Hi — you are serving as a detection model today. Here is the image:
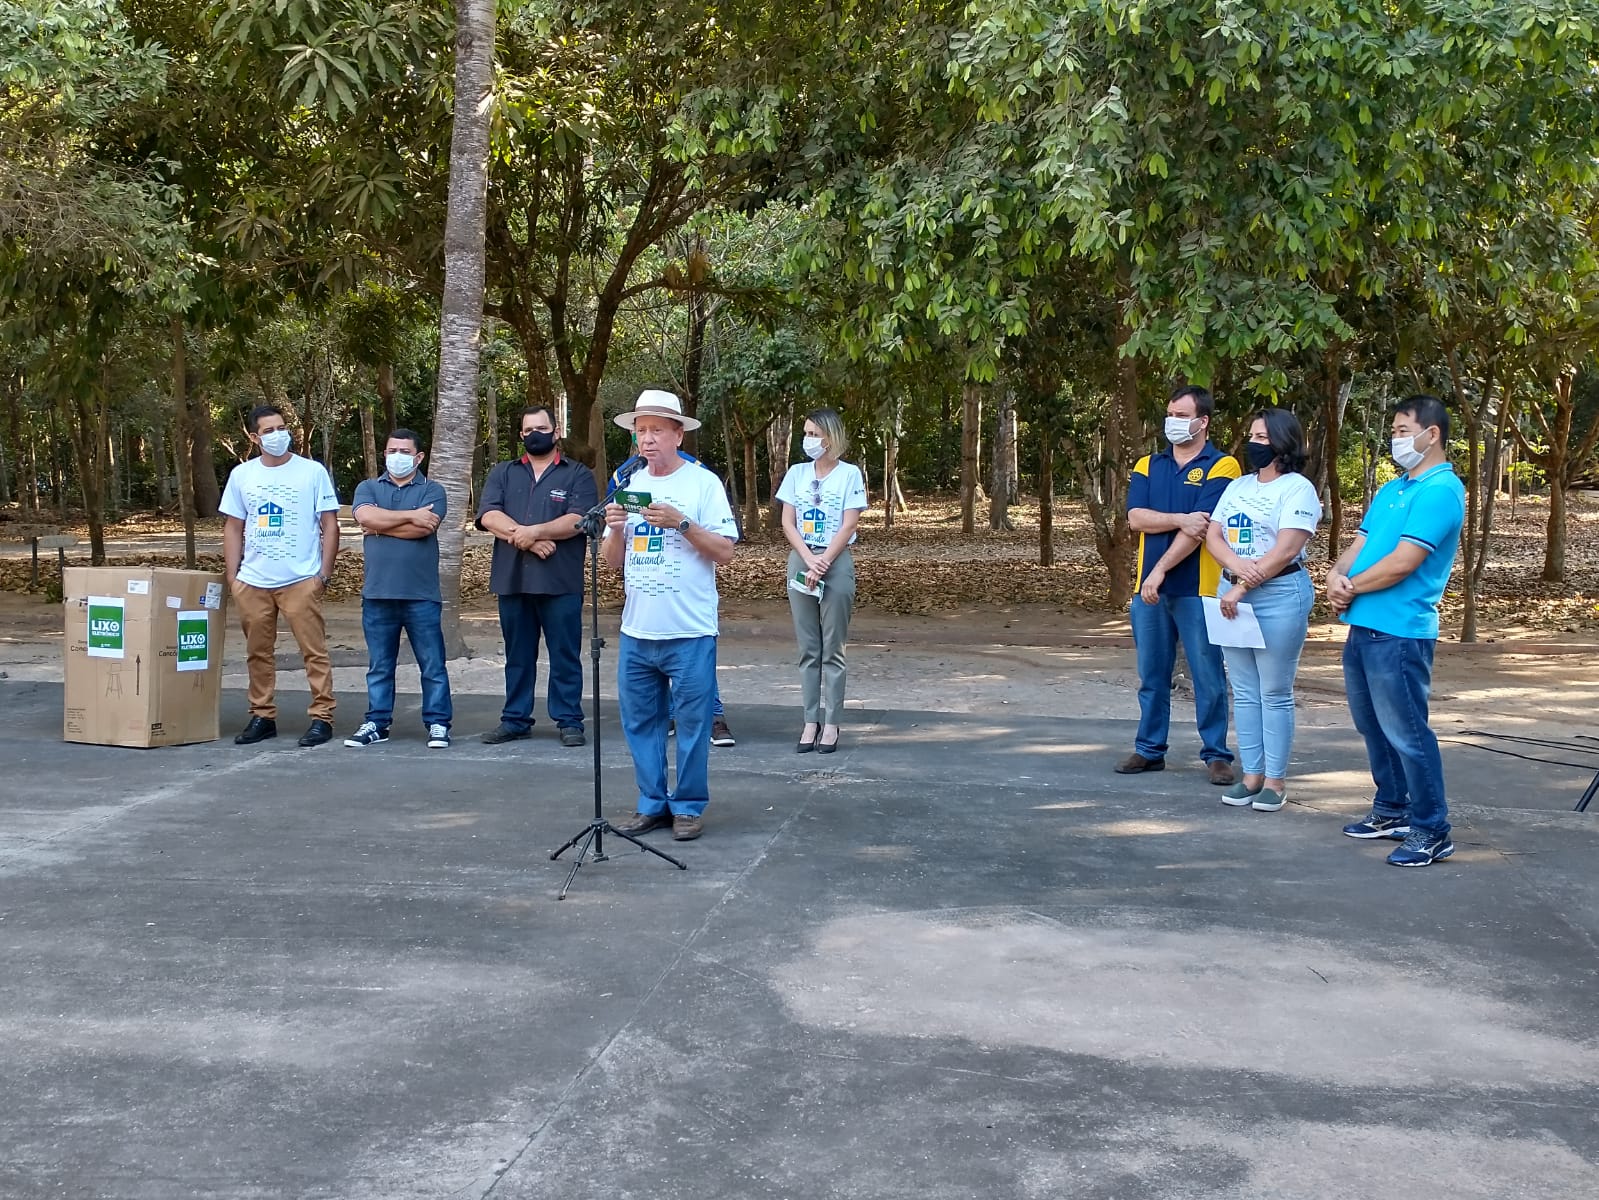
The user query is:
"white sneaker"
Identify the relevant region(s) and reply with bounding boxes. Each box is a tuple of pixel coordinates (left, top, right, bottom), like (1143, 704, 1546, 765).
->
(427, 724, 451, 749)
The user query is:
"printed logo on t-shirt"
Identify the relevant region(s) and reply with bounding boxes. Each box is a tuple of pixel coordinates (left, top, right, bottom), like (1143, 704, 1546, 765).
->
(1186, 467, 1204, 484)
(802, 506, 828, 540)
(630, 519, 664, 556)
(1226, 511, 1255, 552)
(256, 501, 285, 536)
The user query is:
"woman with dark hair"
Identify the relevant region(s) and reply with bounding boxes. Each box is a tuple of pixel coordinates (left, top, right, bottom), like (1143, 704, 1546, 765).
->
(1204, 408, 1322, 811)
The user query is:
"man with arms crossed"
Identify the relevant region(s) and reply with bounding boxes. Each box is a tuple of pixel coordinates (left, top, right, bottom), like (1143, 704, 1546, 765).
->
(1329, 395, 1466, 867)
(476, 405, 599, 747)
(345, 429, 454, 749)
(220, 404, 341, 747)
(603, 390, 739, 841)
(1119, 384, 1239, 784)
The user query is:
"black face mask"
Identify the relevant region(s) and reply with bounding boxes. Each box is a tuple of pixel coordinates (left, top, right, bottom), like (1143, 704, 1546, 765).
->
(523, 429, 556, 457)
(1245, 442, 1278, 471)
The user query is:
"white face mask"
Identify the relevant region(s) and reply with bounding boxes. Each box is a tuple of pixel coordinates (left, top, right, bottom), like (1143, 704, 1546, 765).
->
(1164, 416, 1198, 445)
(386, 452, 417, 478)
(258, 429, 292, 457)
(803, 435, 827, 461)
(1391, 432, 1429, 471)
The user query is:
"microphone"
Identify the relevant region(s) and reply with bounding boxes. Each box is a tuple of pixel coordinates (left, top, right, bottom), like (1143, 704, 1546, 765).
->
(613, 455, 645, 488)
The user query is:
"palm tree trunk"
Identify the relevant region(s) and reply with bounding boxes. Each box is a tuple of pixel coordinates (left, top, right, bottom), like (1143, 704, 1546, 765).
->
(429, 0, 496, 658)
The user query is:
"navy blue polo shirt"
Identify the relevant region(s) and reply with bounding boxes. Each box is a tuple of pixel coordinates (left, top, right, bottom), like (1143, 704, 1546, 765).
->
(351, 471, 448, 601)
(1126, 442, 1240, 596)
(476, 453, 599, 595)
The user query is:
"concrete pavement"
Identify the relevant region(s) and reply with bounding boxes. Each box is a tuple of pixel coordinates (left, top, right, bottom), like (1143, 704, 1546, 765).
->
(1, 680, 1596, 1199)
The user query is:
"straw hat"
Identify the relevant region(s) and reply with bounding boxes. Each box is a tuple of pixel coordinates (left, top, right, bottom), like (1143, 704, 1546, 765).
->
(613, 388, 701, 432)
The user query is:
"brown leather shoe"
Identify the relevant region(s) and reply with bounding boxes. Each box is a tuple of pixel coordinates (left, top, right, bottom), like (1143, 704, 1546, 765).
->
(1114, 752, 1165, 774)
(1207, 760, 1237, 786)
(616, 811, 671, 835)
(671, 814, 703, 841)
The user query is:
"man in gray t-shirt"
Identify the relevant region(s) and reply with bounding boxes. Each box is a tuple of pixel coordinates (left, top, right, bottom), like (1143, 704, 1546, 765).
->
(346, 429, 454, 749)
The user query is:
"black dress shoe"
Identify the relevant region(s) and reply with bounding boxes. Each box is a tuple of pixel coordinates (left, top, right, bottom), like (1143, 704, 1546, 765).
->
(481, 723, 532, 744)
(796, 740, 816, 754)
(559, 726, 586, 747)
(817, 739, 839, 755)
(298, 719, 334, 747)
(234, 716, 277, 745)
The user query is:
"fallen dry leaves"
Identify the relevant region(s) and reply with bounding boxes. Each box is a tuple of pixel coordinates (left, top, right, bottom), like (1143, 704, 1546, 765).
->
(3, 490, 1596, 637)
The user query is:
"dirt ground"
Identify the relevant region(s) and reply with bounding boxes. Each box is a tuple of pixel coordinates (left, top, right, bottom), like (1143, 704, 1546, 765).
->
(5, 586, 1595, 752)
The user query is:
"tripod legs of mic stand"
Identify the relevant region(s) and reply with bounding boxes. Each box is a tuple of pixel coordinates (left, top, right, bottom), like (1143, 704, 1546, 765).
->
(550, 818, 688, 901)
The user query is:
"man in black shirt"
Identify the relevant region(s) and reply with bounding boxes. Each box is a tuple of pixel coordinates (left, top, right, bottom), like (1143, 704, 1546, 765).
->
(476, 405, 599, 746)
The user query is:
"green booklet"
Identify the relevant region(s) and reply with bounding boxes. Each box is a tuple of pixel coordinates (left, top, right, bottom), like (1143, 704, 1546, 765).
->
(616, 489, 652, 513)
(789, 566, 824, 598)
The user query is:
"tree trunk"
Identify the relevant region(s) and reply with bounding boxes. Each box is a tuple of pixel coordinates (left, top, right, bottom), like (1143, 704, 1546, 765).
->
(188, 386, 221, 518)
(428, 0, 496, 659)
(883, 426, 899, 530)
(742, 434, 761, 532)
(359, 399, 379, 480)
(48, 405, 65, 518)
(960, 380, 982, 533)
(66, 383, 106, 565)
(1321, 352, 1350, 558)
(681, 280, 708, 458)
(989, 384, 1016, 531)
(172, 318, 197, 568)
(1544, 481, 1566, 584)
(720, 394, 741, 513)
(765, 402, 793, 531)
(377, 361, 397, 437)
(1038, 436, 1055, 567)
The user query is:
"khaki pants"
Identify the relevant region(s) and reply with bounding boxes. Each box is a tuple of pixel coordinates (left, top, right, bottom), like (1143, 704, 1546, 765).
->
(233, 577, 335, 721)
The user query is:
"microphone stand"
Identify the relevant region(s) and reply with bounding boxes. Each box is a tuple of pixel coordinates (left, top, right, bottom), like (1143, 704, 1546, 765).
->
(548, 469, 688, 899)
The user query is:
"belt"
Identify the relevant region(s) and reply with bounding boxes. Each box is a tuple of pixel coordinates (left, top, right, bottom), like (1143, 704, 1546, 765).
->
(1223, 561, 1301, 585)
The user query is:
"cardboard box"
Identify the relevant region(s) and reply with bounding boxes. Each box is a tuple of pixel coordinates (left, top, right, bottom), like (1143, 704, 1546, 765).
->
(63, 567, 228, 748)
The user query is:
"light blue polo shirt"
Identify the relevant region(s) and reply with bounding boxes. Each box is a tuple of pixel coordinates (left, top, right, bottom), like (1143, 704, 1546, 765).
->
(1342, 463, 1465, 639)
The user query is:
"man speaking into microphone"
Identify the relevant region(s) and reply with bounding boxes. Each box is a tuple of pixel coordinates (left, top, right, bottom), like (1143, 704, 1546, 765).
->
(604, 390, 739, 841)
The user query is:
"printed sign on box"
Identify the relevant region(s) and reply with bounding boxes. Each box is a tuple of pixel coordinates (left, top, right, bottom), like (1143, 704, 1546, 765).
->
(87, 596, 126, 659)
(176, 610, 210, 672)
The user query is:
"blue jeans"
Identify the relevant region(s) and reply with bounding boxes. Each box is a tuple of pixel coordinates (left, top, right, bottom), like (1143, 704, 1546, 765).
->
(361, 598, 452, 729)
(1220, 572, 1313, 779)
(498, 592, 584, 732)
(1130, 592, 1232, 763)
(619, 634, 717, 817)
(1343, 625, 1450, 838)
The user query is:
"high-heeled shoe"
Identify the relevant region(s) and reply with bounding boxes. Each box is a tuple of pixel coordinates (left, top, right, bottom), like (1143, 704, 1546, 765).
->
(796, 739, 816, 753)
(817, 731, 840, 755)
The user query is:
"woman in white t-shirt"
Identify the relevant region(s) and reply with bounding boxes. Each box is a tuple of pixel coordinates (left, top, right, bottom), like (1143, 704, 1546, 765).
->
(1204, 408, 1322, 812)
(776, 408, 869, 754)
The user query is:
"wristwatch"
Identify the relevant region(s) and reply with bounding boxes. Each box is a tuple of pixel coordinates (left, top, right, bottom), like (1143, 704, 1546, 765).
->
(677, 518, 692, 533)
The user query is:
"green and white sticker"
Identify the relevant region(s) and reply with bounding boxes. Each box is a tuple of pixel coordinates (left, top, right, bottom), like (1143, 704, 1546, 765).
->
(176, 610, 209, 672)
(87, 596, 126, 659)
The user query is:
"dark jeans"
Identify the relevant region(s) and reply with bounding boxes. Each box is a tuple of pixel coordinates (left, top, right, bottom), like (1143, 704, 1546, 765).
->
(361, 598, 452, 729)
(1342, 625, 1450, 837)
(498, 592, 584, 732)
(619, 634, 717, 817)
(1130, 592, 1232, 764)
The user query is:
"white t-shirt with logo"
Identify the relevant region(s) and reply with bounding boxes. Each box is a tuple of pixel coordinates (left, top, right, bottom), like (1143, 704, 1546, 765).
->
(219, 454, 341, 588)
(610, 461, 739, 640)
(1211, 471, 1322, 564)
(775, 460, 868, 548)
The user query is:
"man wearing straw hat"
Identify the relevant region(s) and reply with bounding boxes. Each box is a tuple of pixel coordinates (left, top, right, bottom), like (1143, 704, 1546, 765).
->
(603, 389, 739, 841)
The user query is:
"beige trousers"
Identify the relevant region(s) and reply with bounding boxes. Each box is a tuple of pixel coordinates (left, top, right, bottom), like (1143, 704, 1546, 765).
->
(233, 577, 335, 721)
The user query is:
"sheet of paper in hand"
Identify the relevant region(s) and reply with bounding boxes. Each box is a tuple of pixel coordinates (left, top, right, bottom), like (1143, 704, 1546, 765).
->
(1202, 596, 1267, 648)
(616, 490, 652, 513)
